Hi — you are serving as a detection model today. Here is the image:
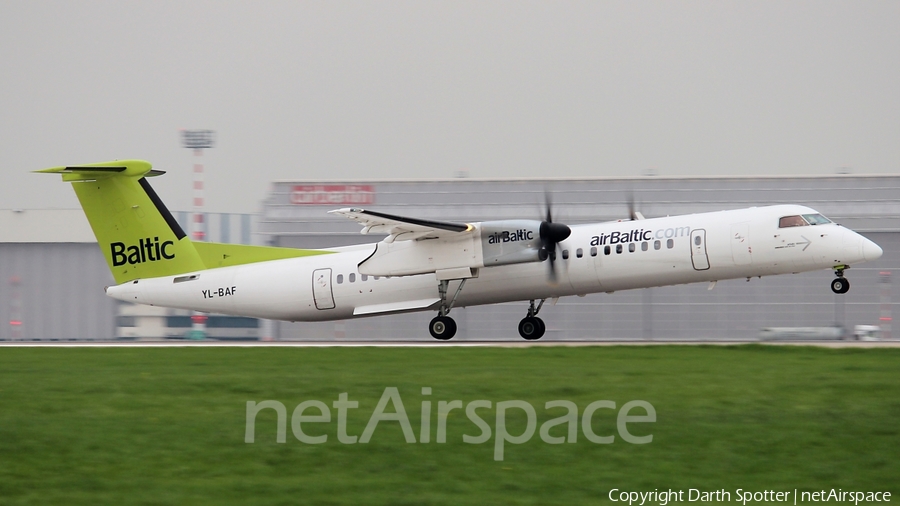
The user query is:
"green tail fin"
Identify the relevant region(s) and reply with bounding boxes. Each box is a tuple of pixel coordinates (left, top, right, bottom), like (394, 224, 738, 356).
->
(37, 160, 207, 283)
(39, 160, 334, 284)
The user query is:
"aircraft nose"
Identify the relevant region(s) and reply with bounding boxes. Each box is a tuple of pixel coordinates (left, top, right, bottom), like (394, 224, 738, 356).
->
(862, 237, 883, 261)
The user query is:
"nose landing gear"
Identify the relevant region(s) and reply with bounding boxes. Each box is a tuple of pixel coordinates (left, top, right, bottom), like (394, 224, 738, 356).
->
(831, 267, 850, 294)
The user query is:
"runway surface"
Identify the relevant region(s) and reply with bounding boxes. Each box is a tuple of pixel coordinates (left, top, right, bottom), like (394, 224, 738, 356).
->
(2, 340, 900, 348)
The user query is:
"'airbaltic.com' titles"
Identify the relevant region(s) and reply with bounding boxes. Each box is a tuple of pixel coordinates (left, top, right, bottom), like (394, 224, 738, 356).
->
(590, 225, 691, 246)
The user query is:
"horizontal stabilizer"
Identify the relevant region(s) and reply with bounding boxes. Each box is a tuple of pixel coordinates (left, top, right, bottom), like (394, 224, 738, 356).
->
(36, 160, 164, 181)
(61, 166, 125, 173)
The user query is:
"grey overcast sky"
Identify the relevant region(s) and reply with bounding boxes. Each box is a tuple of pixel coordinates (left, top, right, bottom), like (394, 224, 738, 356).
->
(1, 1, 898, 214)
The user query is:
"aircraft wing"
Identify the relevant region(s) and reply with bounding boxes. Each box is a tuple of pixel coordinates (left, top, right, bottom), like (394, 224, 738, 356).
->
(329, 208, 473, 241)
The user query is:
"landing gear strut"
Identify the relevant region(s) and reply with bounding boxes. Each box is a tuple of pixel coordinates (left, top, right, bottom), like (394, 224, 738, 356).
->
(831, 267, 850, 294)
(429, 279, 466, 340)
(518, 299, 546, 340)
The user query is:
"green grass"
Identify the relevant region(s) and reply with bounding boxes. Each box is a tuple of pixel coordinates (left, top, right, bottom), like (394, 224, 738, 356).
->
(0, 345, 898, 505)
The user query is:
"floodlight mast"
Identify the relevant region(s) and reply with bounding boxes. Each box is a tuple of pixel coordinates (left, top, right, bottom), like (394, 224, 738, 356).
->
(181, 129, 215, 151)
(180, 129, 215, 340)
(180, 129, 215, 242)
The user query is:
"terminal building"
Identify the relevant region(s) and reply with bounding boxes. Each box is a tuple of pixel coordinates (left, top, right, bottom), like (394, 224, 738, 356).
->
(1, 174, 897, 341)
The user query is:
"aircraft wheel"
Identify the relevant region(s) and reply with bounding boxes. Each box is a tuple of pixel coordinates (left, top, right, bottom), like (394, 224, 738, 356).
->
(429, 316, 457, 340)
(831, 277, 850, 294)
(518, 316, 545, 340)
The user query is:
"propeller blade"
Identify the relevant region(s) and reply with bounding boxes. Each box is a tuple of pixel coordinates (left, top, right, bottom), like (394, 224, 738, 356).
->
(544, 190, 554, 224)
(539, 190, 570, 284)
(548, 255, 557, 282)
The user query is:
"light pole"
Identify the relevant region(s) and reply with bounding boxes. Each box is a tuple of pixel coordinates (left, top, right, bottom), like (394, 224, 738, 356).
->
(181, 129, 215, 241)
(181, 129, 215, 339)
(880, 271, 892, 339)
(8, 276, 22, 340)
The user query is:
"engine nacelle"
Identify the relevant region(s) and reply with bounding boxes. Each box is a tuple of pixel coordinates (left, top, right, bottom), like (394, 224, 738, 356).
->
(479, 220, 544, 266)
(357, 219, 546, 278)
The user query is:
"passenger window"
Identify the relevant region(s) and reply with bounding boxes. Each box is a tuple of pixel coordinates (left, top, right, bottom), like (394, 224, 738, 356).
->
(616, 244, 623, 254)
(779, 215, 807, 228)
(694, 236, 702, 246)
(667, 239, 674, 249)
(641, 242, 648, 251)
(590, 247, 597, 257)
(604, 246, 611, 256)
(349, 273, 356, 283)
(562, 250, 569, 260)
(336, 274, 343, 284)
(576, 248, 583, 258)
(628, 243, 635, 253)
(654, 240, 661, 250)
(361, 274, 368, 281)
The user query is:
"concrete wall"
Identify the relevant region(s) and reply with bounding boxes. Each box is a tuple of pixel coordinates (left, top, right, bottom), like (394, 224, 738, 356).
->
(0, 243, 116, 340)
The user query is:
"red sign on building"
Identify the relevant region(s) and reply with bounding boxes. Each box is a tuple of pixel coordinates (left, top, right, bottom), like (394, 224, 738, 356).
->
(290, 185, 375, 205)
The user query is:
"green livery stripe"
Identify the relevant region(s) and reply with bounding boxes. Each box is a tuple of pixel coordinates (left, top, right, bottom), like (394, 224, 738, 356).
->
(193, 242, 333, 269)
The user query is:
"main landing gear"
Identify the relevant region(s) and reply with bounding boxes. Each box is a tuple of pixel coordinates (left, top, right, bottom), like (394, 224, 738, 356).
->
(429, 315, 457, 340)
(427, 280, 549, 341)
(518, 299, 546, 340)
(429, 279, 466, 340)
(831, 266, 850, 294)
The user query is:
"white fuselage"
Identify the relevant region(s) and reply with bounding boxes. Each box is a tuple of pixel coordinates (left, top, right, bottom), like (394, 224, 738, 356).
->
(106, 205, 882, 322)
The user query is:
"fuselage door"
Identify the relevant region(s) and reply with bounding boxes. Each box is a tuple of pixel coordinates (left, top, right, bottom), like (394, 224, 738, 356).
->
(312, 268, 336, 310)
(690, 229, 711, 271)
(730, 223, 752, 265)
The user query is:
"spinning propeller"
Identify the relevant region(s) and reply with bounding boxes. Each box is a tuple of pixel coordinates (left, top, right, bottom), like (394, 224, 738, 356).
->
(538, 192, 571, 282)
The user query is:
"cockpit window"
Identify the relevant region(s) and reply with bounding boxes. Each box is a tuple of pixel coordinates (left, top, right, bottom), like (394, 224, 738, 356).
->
(779, 214, 833, 228)
(779, 215, 807, 228)
(802, 214, 832, 225)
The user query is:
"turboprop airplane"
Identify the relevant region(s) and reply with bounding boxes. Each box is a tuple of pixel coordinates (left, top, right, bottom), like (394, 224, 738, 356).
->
(39, 160, 883, 340)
